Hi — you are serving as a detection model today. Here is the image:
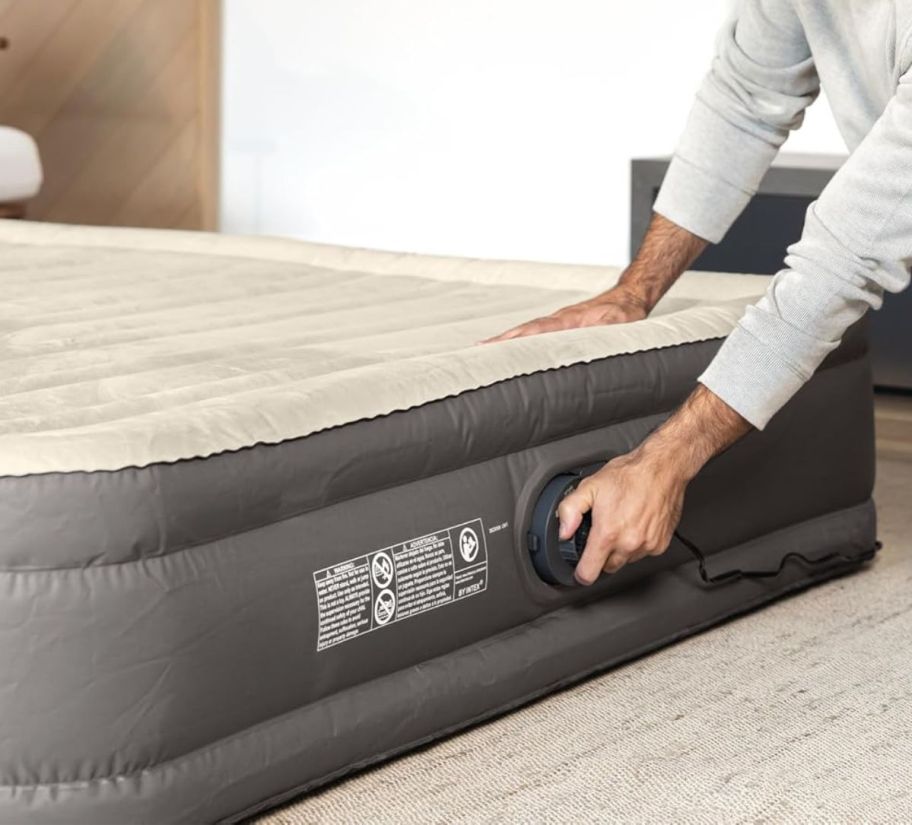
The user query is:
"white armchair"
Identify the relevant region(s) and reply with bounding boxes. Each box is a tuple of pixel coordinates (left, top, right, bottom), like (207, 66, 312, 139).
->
(0, 126, 42, 218)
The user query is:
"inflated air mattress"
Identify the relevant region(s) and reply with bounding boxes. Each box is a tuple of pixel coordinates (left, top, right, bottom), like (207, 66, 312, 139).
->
(0, 221, 877, 824)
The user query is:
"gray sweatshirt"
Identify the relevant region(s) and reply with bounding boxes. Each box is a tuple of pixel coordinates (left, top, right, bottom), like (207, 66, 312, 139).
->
(654, 0, 912, 429)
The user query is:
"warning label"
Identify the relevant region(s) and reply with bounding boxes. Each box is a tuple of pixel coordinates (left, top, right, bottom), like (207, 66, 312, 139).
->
(313, 518, 488, 651)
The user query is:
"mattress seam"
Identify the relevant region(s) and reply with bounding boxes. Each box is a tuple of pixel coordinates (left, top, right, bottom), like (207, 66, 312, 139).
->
(0, 321, 866, 480)
(0, 340, 869, 572)
(0, 333, 731, 478)
(0, 336, 726, 484)
(0, 405, 680, 574)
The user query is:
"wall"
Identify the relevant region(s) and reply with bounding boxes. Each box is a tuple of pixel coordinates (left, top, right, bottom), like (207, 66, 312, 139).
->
(221, 0, 845, 265)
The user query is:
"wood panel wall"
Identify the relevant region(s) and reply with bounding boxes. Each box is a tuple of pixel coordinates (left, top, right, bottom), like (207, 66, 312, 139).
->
(0, 0, 220, 229)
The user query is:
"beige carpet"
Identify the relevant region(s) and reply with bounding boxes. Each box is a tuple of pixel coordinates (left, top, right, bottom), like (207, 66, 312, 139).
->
(260, 455, 912, 824)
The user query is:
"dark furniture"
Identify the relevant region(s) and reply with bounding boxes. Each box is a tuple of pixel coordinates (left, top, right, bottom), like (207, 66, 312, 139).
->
(631, 153, 911, 390)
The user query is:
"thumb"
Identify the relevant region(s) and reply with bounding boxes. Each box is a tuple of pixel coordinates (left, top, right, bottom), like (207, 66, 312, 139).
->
(557, 485, 593, 540)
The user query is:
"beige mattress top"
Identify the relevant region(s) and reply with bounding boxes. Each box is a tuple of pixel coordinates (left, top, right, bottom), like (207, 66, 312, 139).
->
(0, 220, 768, 476)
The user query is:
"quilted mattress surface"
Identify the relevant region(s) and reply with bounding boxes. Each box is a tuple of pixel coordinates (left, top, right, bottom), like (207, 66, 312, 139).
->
(0, 220, 768, 476)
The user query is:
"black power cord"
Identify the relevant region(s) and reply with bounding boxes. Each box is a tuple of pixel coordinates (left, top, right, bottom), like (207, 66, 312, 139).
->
(674, 529, 881, 586)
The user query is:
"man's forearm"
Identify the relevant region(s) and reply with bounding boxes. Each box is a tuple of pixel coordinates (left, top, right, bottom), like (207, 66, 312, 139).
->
(640, 384, 752, 479)
(619, 216, 747, 476)
(614, 212, 709, 310)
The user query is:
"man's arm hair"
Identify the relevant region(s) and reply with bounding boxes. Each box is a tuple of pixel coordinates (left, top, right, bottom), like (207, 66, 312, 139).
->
(618, 213, 709, 312)
(643, 384, 752, 481)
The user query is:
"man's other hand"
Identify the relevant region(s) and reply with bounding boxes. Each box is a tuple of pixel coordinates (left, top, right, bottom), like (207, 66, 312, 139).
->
(480, 284, 649, 344)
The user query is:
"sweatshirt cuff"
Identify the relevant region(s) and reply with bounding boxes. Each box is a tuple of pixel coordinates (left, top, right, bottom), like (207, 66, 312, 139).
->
(653, 155, 753, 244)
(698, 324, 808, 430)
(653, 96, 781, 244)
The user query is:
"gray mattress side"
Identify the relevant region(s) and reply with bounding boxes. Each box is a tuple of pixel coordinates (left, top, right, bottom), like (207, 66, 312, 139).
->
(0, 324, 877, 824)
(0, 501, 877, 825)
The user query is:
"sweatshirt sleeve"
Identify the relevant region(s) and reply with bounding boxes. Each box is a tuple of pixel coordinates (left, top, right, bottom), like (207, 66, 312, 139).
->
(700, 66, 912, 428)
(654, 0, 819, 243)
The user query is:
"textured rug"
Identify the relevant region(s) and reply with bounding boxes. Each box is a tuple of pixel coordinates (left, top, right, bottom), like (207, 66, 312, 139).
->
(258, 456, 912, 824)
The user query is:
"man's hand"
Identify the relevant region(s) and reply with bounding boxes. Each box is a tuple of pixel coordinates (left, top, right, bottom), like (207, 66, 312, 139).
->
(481, 213, 709, 345)
(481, 284, 649, 343)
(560, 385, 752, 584)
(559, 447, 688, 584)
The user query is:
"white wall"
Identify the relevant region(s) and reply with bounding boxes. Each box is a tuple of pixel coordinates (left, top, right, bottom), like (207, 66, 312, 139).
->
(221, 1, 846, 265)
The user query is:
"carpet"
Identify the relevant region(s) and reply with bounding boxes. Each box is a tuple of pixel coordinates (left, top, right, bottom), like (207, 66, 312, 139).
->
(258, 455, 912, 824)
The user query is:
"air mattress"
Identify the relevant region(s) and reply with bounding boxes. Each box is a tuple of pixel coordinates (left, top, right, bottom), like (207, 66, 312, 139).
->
(0, 221, 877, 824)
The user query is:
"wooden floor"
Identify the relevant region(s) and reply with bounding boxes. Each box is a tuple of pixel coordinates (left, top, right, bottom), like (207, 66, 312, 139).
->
(875, 392, 912, 459)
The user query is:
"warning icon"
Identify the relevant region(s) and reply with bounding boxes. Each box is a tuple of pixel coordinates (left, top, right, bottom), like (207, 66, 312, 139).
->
(374, 589, 396, 625)
(371, 551, 394, 588)
(458, 527, 480, 563)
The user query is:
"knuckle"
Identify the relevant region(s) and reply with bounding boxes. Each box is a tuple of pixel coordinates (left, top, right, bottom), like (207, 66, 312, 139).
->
(559, 493, 587, 519)
(576, 477, 595, 493)
(593, 518, 615, 537)
(642, 533, 661, 553)
(616, 532, 643, 554)
(572, 481, 596, 507)
(557, 498, 577, 519)
(603, 557, 625, 573)
(607, 548, 630, 566)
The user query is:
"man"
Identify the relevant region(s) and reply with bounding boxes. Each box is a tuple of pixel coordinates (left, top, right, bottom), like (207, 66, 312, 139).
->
(486, 0, 911, 585)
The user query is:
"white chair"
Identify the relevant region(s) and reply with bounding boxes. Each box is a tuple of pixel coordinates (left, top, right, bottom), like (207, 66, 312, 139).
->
(0, 126, 42, 218)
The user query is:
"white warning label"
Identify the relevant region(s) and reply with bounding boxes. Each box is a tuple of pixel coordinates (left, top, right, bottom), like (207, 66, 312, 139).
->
(313, 518, 488, 651)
